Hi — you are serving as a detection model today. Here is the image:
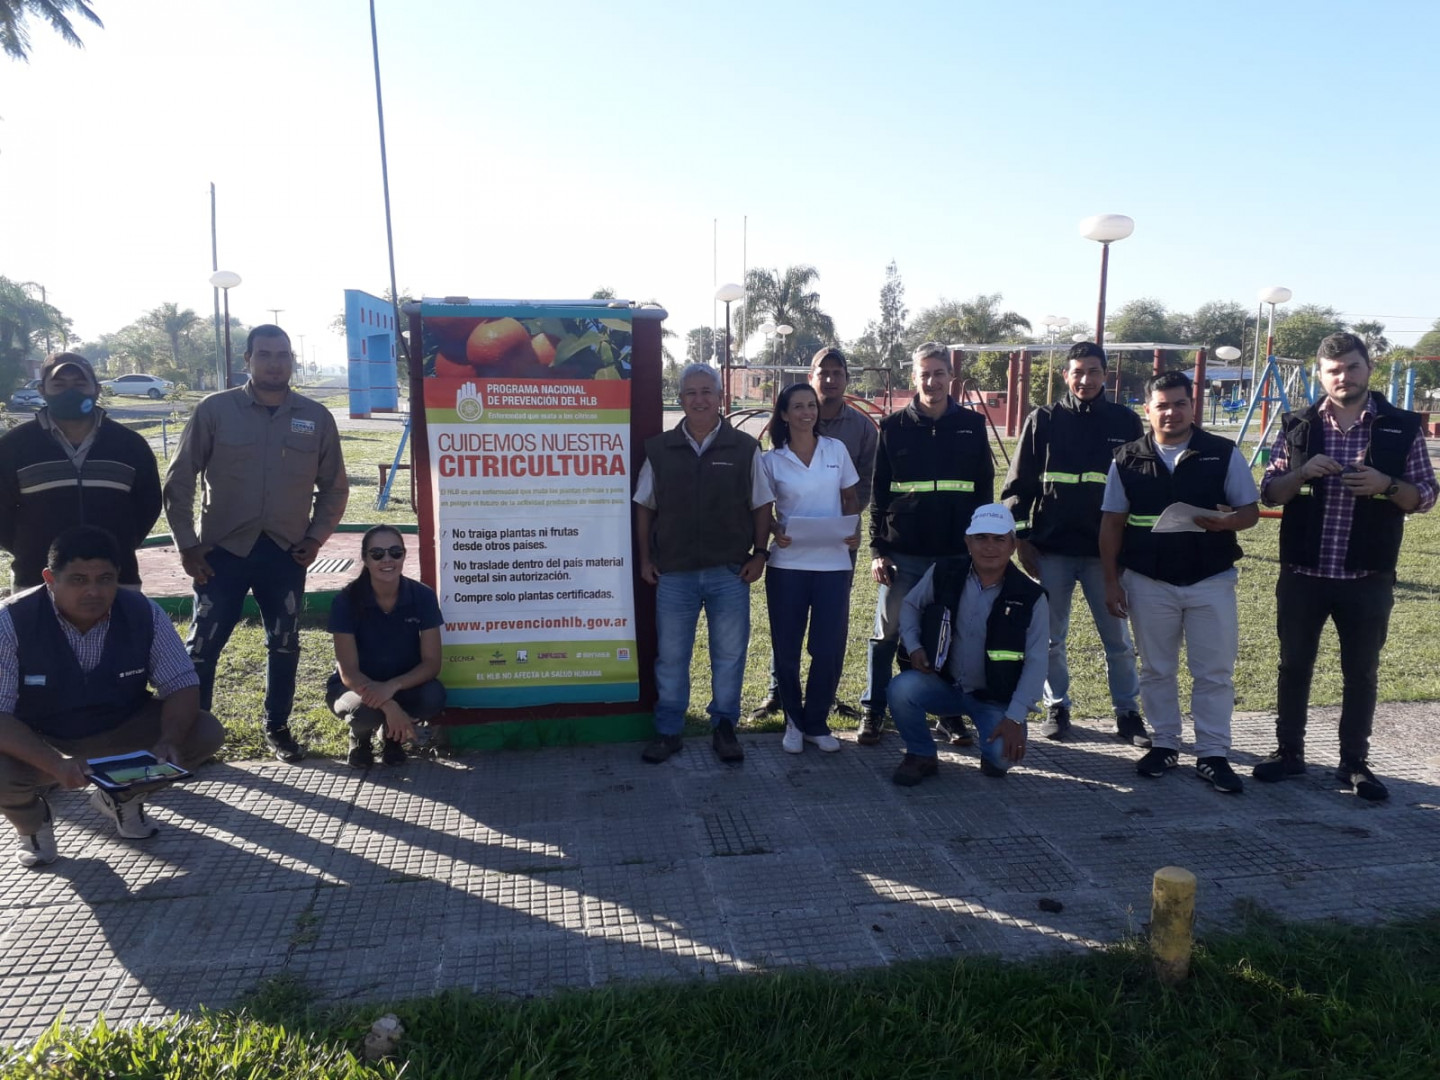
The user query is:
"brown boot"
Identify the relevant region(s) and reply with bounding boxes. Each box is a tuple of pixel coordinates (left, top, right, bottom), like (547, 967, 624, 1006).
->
(891, 753, 939, 787)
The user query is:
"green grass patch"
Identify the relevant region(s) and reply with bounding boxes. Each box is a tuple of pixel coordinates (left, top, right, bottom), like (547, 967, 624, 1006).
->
(6, 916, 1439, 1077)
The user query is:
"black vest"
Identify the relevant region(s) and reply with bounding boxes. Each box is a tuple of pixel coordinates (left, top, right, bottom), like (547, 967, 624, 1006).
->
(10, 585, 155, 739)
(1277, 394, 1420, 574)
(1115, 427, 1242, 586)
(920, 556, 1044, 705)
(1019, 392, 1142, 556)
(643, 419, 759, 573)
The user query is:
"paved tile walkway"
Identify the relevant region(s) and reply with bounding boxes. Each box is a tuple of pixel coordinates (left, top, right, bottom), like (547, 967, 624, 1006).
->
(1, 704, 1437, 1044)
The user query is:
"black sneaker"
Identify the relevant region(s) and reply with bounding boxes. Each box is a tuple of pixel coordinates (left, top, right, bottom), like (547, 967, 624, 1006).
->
(380, 736, 407, 766)
(935, 716, 974, 747)
(1039, 704, 1071, 740)
(1252, 749, 1306, 783)
(1135, 747, 1179, 777)
(1196, 756, 1244, 794)
(265, 726, 305, 764)
(891, 753, 938, 787)
(748, 694, 781, 721)
(857, 711, 885, 746)
(346, 734, 374, 769)
(1336, 761, 1388, 802)
(641, 734, 683, 764)
(833, 701, 861, 720)
(979, 759, 1008, 778)
(712, 721, 745, 764)
(1115, 710, 1152, 748)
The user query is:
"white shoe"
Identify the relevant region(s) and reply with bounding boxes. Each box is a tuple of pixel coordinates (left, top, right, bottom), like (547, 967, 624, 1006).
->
(16, 798, 57, 868)
(781, 722, 804, 754)
(89, 787, 159, 839)
(805, 733, 841, 753)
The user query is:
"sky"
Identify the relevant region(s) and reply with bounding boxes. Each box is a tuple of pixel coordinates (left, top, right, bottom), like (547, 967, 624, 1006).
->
(2, 0, 1438, 372)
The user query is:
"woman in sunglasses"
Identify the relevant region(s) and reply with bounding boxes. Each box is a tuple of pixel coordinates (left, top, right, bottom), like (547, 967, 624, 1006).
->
(326, 526, 446, 768)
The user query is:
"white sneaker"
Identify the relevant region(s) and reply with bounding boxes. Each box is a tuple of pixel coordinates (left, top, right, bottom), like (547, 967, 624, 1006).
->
(805, 733, 841, 753)
(89, 787, 159, 839)
(16, 798, 57, 868)
(781, 722, 804, 754)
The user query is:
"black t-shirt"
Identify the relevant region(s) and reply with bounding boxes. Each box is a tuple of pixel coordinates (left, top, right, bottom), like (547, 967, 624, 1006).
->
(327, 576, 443, 682)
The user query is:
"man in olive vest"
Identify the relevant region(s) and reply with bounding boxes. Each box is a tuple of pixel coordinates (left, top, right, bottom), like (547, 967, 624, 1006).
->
(0, 526, 225, 868)
(634, 364, 773, 765)
(887, 503, 1047, 787)
(1100, 371, 1259, 794)
(1256, 332, 1436, 801)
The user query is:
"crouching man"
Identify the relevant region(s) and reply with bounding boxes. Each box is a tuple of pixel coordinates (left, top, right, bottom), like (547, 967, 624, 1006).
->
(0, 526, 225, 867)
(887, 504, 1047, 786)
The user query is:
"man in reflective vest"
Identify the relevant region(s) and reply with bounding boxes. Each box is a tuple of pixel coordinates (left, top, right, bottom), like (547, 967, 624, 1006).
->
(887, 503, 1047, 786)
(1099, 371, 1259, 794)
(861, 342, 993, 746)
(1002, 342, 1148, 745)
(1256, 332, 1436, 801)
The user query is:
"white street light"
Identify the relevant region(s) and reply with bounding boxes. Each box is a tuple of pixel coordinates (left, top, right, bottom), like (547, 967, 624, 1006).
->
(713, 282, 745, 393)
(774, 323, 794, 369)
(208, 270, 242, 387)
(1079, 214, 1134, 344)
(1041, 315, 1072, 404)
(1215, 345, 1242, 362)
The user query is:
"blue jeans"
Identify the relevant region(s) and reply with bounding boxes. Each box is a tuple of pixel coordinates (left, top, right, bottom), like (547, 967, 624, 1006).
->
(653, 564, 750, 736)
(765, 567, 851, 736)
(887, 671, 1013, 771)
(187, 535, 307, 733)
(861, 552, 937, 714)
(1036, 552, 1140, 713)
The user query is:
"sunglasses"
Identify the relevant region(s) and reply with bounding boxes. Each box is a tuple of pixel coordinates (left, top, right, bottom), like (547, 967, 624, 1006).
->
(367, 546, 406, 561)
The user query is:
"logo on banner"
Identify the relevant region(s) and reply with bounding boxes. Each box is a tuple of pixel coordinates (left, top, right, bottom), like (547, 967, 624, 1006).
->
(456, 381, 485, 422)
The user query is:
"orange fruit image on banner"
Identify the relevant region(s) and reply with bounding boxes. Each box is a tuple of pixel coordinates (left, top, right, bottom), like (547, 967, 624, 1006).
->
(467, 318, 538, 368)
(532, 333, 557, 367)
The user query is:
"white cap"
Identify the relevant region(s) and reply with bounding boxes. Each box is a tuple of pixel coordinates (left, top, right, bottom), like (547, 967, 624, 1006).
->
(966, 503, 1015, 536)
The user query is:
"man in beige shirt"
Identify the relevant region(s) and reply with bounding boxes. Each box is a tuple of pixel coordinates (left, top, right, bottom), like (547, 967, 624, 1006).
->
(163, 325, 348, 763)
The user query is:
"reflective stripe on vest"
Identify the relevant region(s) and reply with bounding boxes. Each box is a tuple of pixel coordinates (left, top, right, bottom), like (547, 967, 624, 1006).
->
(890, 479, 976, 494)
(1128, 514, 1160, 527)
(986, 650, 1024, 662)
(1082, 471, 1108, 483)
(1041, 471, 1108, 485)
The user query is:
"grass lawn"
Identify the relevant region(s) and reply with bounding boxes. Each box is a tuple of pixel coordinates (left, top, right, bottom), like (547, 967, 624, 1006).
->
(6, 915, 1439, 1077)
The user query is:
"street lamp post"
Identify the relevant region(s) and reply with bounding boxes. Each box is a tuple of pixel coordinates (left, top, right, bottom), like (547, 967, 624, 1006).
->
(209, 270, 242, 389)
(714, 282, 745, 409)
(1079, 214, 1134, 346)
(1041, 315, 1070, 404)
(775, 323, 794, 371)
(1256, 286, 1292, 431)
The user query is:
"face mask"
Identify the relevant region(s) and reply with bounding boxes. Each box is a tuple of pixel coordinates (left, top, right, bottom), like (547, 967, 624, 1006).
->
(44, 388, 98, 421)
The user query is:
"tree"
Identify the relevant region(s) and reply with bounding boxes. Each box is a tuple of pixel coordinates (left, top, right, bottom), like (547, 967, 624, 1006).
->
(1274, 304, 1346, 361)
(1414, 318, 1440, 360)
(590, 287, 617, 300)
(875, 261, 909, 377)
(1188, 300, 1249, 351)
(1108, 298, 1172, 344)
(143, 302, 201, 373)
(0, 276, 67, 392)
(742, 265, 836, 365)
(1350, 319, 1390, 357)
(907, 294, 1031, 389)
(685, 326, 715, 365)
(1, 0, 102, 61)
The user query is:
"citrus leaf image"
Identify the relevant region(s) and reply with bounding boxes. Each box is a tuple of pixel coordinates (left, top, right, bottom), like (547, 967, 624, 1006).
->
(555, 330, 602, 364)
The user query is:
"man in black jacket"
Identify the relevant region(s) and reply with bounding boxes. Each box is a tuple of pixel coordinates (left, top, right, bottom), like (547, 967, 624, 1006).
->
(1003, 342, 1148, 745)
(0, 354, 161, 590)
(861, 343, 993, 745)
(1099, 371, 1259, 793)
(1256, 332, 1436, 801)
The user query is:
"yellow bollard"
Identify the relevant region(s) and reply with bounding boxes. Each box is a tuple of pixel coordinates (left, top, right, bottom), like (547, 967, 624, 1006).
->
(1150, 865, 1197, 984)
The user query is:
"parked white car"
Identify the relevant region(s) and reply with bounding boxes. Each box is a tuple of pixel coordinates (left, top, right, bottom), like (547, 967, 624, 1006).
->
(7, 384, 43, 410)
(102, 374, 174, 399)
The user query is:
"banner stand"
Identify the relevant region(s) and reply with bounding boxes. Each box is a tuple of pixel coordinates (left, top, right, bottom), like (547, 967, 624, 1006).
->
(404, 299, 665, 745)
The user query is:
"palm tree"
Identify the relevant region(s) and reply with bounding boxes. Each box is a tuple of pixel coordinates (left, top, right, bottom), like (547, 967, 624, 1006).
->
(143, 302, 200, 373)
(742, 266, 837, 366)
(1, 0, 103, 61)
(1350, 320, 1389, 357)
(922, 293, 1032, 344)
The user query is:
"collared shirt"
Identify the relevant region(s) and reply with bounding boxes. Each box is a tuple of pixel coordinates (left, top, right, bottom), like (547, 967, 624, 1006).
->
(328, 576, 443, 682)
(761, 436, 859, 572)
(163, 382, 349, 556)
(38, 407, 105, 470)
(0, 592, 198, 714)
(815, 402, 878, 511)
(631, 419, 774, 510)
(1261, 396, 1438, 579)
(1100, 440, 1259, 513)
(898, 564, 1049, 725)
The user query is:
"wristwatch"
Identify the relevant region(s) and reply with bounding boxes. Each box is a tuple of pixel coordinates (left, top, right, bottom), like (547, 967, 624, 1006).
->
(1384, 477, 1401, 498)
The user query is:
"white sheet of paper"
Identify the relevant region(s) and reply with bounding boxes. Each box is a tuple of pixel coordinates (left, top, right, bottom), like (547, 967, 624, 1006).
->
(1152, 502, 1236, 533)
(781, 514, 860, 549)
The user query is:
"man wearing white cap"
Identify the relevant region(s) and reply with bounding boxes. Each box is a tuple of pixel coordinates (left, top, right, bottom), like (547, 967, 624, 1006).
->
(887, 503, 1047, 786)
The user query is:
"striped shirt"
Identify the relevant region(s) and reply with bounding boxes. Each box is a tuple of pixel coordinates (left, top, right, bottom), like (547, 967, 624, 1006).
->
(0, 592, 198, 715)
(1262, 397, 1438, 579)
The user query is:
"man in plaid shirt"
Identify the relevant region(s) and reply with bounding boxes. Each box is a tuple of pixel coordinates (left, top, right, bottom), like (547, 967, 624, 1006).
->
(1258, 332, 1437, 800)
(0, 526, 225, 867)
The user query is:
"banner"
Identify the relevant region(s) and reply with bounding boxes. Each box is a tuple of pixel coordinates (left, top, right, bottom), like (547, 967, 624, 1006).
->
(421, 303, 638, 706)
